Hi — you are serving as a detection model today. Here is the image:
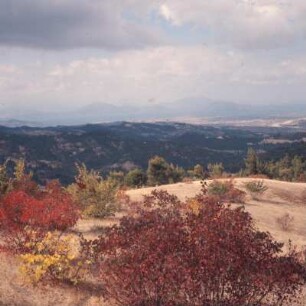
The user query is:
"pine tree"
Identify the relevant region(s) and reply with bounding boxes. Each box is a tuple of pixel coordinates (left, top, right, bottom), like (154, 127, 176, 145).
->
(147, 156, 170, 186)
(245, 148, 258, 175)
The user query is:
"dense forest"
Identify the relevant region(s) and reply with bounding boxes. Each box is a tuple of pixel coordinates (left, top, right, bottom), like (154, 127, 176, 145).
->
(0, 122, 305, 184)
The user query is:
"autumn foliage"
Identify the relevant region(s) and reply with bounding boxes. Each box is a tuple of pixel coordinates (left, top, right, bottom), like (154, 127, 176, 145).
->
(0, 180, 79, 254)
(0, 160, 305, 304)
(94, 190, 305, 306)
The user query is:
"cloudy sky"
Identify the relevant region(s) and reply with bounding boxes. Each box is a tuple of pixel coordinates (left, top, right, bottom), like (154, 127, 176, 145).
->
(0, 0, 306, 119)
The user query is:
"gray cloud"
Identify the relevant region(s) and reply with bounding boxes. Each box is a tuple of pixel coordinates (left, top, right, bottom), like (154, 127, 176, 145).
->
(0, 0, 305, 120)
(1, 46, 306, 113)
(0, 0, 161, 50)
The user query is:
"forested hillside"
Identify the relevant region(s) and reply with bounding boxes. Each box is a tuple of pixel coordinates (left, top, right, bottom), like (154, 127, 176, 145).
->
(0, 122, 305, 184)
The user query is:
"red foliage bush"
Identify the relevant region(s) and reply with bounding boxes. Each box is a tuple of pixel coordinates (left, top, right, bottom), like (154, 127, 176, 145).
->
(94, 190, 305, 306)
(225, 187, 246, 203)
(0, 181, 80, 253)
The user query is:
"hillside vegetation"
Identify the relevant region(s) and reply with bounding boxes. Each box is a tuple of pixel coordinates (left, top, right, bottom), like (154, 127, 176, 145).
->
(0, 122, 306, 184)
(0, 175, 305, 305)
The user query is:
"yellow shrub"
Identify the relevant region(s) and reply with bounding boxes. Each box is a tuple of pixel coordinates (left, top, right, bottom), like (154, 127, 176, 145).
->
(187, 198, 201, 215)
(19, 232, 86, 284)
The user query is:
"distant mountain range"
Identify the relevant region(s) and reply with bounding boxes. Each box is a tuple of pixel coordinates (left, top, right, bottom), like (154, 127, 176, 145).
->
(0, 98, 306, 126)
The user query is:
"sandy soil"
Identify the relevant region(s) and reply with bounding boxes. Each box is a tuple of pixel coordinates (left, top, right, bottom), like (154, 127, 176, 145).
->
(128, 178, 306, 251)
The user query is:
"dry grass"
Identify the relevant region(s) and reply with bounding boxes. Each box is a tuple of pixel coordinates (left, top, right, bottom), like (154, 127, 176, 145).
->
(1, 178, 305, 305)
(276, 213, 295, 231)
(128, 178, 306, 251)
(0, 253, 108, 306)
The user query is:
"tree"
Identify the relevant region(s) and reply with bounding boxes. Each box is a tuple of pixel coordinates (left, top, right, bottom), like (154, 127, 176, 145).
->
(0, 159, 37, 197)
(67, 164, 119, 218)
(277, 155, 293, 181)
(0, 160, 10, 195)
(245, 147, 259, 175)
(94, 190, 305, 306)
(108, 170, 125, 187)
(125, 168, 147, 188)
(291, 155, 304, 181)
(208, 162, 224, 178)
(147, 156, 170, 186)
(259, 154, 306, 182)
(167, 163, 185, 184)
(192, 164, 206, 179)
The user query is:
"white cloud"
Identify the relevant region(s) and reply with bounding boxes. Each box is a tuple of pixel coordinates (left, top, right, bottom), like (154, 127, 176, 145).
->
(159, 0, 306, 49)
(1, 45, 306, 112)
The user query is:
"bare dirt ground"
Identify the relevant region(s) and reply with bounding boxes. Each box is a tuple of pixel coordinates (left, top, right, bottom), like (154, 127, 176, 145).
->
(0, 178, 305, 305)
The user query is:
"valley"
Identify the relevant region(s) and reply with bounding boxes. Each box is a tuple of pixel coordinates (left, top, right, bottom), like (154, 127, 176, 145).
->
(0, 121, 305, 184)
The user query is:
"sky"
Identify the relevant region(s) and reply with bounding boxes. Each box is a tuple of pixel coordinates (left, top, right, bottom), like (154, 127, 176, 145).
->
(0, 0, 306, 119)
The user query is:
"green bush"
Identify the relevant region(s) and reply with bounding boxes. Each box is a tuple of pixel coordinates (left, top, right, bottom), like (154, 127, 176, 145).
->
(244, 180, 268, 200)
(125, 168, 147, 188)
(67, 164, 119, 218)
(207, 180, 246, 203)
(208, 163, 224, 178)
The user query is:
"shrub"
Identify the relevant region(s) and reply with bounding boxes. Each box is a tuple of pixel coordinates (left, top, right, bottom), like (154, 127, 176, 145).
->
(0, 179, 88, 285)
(93, 191, 305, 306)
(18, 230, 96, 285)
(0, 181, 79, 253)
(142, 189, 183, 210)
(19, 232, 78, 284)
(244, 180, 268, 200)
(0, 160, 10, 195)
(147, 156, 184, 186)
(67, 164, 119, 218)
(207, 162, 224, 178)
(0, 159, 38, 197)
(245, 147, 259, 175)
(108, 171, 125, 187)
(207, 180, 246, 203)
(147, 156, 169, 186)
(186, 198, 201, 215)
(276, 213, 294, 231)
(124, 168, 147, 188)
(167, 164, 185, 184)
(192, 164, 206, 179)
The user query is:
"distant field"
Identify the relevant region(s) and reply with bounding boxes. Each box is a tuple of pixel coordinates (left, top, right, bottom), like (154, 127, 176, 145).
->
(0, 178, 305, 305)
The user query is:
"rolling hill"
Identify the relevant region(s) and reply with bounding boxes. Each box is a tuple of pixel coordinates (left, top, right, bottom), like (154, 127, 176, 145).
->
(0, 178, 305, 305)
